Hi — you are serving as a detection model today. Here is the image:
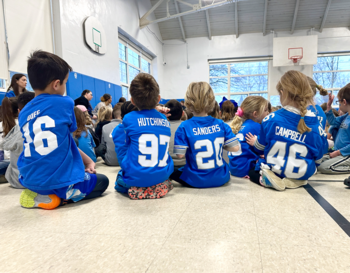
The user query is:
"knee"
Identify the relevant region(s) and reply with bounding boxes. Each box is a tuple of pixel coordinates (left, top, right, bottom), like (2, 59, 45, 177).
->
(95, 174, 109, 192)
(317, 162, 330, 174)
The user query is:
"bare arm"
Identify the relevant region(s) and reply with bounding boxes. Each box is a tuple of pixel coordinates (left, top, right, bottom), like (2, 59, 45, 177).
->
(176, 154, 185, 159)
(79, 148, 96, 174)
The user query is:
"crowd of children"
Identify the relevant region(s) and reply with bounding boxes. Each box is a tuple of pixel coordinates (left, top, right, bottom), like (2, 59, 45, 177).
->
(0, 50, 349, 209)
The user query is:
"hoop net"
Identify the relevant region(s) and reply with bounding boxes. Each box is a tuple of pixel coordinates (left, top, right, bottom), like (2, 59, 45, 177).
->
(288, 47, 303, 65)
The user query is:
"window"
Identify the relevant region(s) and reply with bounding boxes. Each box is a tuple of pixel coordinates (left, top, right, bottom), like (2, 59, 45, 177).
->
(118, 39, 152, 100)
(0, 79, 5, 90)
(313, 55, 350, 105)
(209, 61, 268, 105)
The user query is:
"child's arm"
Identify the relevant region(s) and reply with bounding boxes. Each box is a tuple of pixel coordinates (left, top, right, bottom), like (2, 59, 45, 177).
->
(325, 93, 344, 127)
(246, 133, 257, 146)
(177, 154, 185, 159)
(79, 148, 96, 174)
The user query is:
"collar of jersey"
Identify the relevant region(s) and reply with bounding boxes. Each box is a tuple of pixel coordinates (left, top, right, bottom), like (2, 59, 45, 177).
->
(283, 105, 316, 117)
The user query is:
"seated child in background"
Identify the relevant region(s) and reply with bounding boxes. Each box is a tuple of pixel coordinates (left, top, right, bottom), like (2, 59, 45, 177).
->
(76, 105, 100, 148)
(307, 76, 328, 129)
(0, 92, 35, 188)
(113, 73, 174, 200)
(319, 84, 350, 175)
(73, 107, 96, 162)
(221, 100, 237, 125)
(246, 70, 327, 191)
(19, 50, 109, 210)
(96, 102, 123, 166)
(172, 82, 241, 188)
(228, 96, 269, 178)
(164, 100, 186, 170)
(95, 106, 112, 141)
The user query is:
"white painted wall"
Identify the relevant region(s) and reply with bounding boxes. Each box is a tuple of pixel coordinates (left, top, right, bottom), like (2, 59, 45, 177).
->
(162, 27, 350, 99)
(54, 0, 164, 89)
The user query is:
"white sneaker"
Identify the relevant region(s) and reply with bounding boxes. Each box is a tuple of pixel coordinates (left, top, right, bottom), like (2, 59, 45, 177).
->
(260, 169, 285, 191)
(282, 178, 307, 189)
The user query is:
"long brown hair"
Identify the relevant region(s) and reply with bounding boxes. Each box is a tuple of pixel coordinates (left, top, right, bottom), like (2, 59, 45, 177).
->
(307, 76, 328, 96)
(2, 97, 18, 136)
(7, 74, 27, 96)
(73, 107, 88, 138)
(221, 100, 237, 122)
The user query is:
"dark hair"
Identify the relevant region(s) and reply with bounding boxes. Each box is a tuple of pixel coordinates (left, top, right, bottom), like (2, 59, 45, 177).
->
(101, 94, 111, 102)
(7, 73, 27, 96)
(184, 109, 193, 119)
(73, 107, 88, 138)
(221, 100, 236, 122)
(320, 103, 327, 112)
(27, 50, 72, 91)
(337, 83, 350, 104)
(208, 101, 220, 119)
(113, 102, 123, 119)
(1, 97, 18, 136)
(81, 90, 91, 96)
(121, 101, 138, 119)
(18, 91, 35, 110)
(130, 73, 159, 110)
(165, 99, 183, 121)
(267, 102, 272, 113)
(119, 97, 126, 103)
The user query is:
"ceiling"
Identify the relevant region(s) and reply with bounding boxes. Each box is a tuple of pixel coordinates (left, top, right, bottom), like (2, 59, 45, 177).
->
(146, 0, 350, 41)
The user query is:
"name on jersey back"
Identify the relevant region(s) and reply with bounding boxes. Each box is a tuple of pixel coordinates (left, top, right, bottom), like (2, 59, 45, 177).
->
(193, 125, 221, 136)
(138, 118, 170, 128)
(27, 110, 41, 122)
(275, 126, 306, 143)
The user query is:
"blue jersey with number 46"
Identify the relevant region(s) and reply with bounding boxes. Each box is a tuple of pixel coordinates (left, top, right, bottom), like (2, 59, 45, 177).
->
(121, 109, 174, 187)
(254, 107, 327, 180)
(17, 94, 85, 191)
(174, 116, 240, 188)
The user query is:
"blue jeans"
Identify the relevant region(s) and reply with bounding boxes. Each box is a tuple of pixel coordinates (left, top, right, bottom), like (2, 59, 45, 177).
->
(0, 160, 10, 176)
(114, 170, 131, 193)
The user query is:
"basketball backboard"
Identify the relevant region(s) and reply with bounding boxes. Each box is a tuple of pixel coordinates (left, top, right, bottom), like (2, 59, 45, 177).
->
(273, 35, 317, 67)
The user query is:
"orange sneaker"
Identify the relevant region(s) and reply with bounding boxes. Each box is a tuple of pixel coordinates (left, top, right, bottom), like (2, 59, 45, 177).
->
(20, 189, 61, 210)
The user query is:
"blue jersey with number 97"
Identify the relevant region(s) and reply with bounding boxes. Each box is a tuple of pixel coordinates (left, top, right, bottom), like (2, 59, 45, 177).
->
(121, 109, 174, 187)
(254, 107, 327, 180)
(174, 116, 240, 188)
(17, 94, 85, 191)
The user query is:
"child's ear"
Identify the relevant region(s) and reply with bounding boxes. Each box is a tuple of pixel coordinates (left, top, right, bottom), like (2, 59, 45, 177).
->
(157, 95, 161, 103)
(18, 109, 21, 114)
(52, 79, 61, 90)
(252, 111, 258, 118)
(130, 97, 135, 106)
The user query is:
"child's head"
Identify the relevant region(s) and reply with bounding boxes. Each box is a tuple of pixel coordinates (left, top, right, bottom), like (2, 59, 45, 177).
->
(121, 101, 138, 119)
(307, 77, 328, 96)
(320, 102, 327, 112)
(185, 82, 216, 115)
(184, 108, 193, 120)
(113, 102, 123, 119)
(130, 73, 160, 110)
(165, 99, 183, 121)
(18, 91, 35, 111)
(27, 50, 72, 95)
(181, 111, 188, 121)
(7, 73, 27, 96)
(267, 102, 272, 113)
(1, 97, 18, 136)
(221, 100, 237, 122)
(73, 107, 88, 138)
(337, 83, 350, 114)
(76, 105, 92, 126)
(97, 106, 113, 124)
(230, 96, 268, 134)
(276, 70, 314, 134)
(119, 97, 126, 103)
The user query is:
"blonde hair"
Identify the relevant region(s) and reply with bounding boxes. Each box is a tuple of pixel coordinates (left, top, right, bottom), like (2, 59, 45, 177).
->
(230, 96, 268, 134)
(185, 82, 216, 115)
(84, 111, 93, 126)
(276, 70, 314, 134)
(96, 106, 113, 126)
(307, 77, 328, 96)
(209, 101, 220, 119)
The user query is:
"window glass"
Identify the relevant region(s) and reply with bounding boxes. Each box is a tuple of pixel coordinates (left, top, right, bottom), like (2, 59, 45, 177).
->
(128, 48, 140, 68)
(210, 78, 228, 93)
(141, 59, 150, 73)
(119, 43, 126, 61)
(120, 61, 127, 84)
(230, 75, 268, 92)
(122, 86, 128, 100)
(210, 64, 228, 77)
(270, 95, 281, 107)
(128, 66, 140, 83)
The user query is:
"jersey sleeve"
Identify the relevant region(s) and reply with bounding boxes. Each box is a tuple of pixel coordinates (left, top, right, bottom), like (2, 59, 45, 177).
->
(68, 99, 77, 133)
(222, 123, 239, 148)
(325, 110, 346, 128)
(174, 124, 188, 155)
(254, 122, 267, 155)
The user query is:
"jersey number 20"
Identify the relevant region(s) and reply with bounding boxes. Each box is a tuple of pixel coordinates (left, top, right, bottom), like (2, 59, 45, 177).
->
(195, 137, 224, 170)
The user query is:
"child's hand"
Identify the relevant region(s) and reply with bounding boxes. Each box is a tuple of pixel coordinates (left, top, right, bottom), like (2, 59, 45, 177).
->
(327, 93, 334, 111)
(329, 150, 341, 158)
(85, 162, 96, 174)
(156, 106, 171, 117)
(245, 133, 257, 146)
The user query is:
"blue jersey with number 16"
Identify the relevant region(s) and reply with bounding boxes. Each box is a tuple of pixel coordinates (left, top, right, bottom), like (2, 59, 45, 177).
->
(254, 107, 327, 180)
(17, 94, 85, 191)
(121, 109, 174, 187)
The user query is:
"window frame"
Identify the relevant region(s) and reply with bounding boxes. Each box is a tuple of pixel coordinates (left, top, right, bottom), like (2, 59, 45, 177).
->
(0, 78, 6, 92)
(118, 39, 152, 100)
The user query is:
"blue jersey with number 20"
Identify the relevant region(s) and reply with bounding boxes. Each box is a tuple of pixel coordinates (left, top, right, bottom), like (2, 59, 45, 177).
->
(17, 94, 85, 191)
(254, 108, 327, 180)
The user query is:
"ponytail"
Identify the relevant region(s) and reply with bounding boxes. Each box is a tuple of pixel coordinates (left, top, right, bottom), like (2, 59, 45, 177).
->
(230, 115, 243, 134)
(307, 76, 328, 96)
(2, 97, 18, 136)
(316, 84, 328, 96)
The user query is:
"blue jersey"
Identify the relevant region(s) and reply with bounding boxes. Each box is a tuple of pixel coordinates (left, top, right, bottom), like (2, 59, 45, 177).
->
(254, 107, 327, 180)
(78, 130, 96, 162)
(121, 109, 174, 187)
(17, 94, 85, 191)
(308, 105, 326, 129)
(174, 116, 240, 188)
(228, 119, 260, 177)
(112, 123, 127, 165)
(5, 90, 15, 98)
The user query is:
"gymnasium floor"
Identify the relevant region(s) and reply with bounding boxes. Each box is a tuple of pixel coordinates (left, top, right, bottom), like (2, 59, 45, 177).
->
(1, 160, 350, 272)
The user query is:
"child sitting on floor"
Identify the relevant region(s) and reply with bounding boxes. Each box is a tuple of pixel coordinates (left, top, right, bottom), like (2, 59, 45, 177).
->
(172, 82, 241, 188)
(113, 73, 174, 200)
(18, 50, 109, 210)
(95, 106, 112, 141)
(228, 96, 269, 178)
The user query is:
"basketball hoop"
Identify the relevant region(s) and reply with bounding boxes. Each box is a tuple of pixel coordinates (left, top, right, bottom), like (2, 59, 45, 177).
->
(288, 47, 303, 65)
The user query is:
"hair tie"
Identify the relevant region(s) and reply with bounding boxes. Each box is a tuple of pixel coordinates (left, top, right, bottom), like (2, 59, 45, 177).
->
(300, 117, 304, 120)
(236, 107, 244, 117)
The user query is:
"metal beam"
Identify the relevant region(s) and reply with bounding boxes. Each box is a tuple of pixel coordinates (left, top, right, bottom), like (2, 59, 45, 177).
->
(205, 10, 212, 40)
(319, 0, 332, 33)
(235, 0, 238, 38)
(140, 0, 165, 28)
(174, 0, 186, 42)
(262, 0, 268, 36)
(291, 0, 300, 34)
(140, 0, 232, 28)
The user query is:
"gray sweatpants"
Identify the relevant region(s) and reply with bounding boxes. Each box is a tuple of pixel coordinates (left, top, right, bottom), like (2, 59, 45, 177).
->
(318, 155, 350, 174)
